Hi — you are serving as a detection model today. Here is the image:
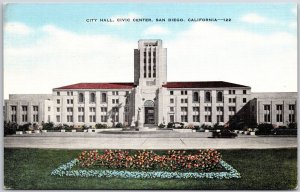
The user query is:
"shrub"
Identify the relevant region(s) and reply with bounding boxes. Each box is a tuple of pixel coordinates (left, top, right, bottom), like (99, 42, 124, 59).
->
(158, 123, 165, 128)
(288, 123, 297, 129)
(42, 122, 54, 130)
(167, 122, 174, 128)
(256, 123, 273, 135)
(77, 149, 222, 172)
(115, 123, 123, 128)
(18, 123, 31, 131)
(95, 124, 108, 129)
(4, 121, 18, 135)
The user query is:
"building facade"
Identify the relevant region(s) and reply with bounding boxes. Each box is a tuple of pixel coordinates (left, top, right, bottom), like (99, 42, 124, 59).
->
(4, 39, 297, 128)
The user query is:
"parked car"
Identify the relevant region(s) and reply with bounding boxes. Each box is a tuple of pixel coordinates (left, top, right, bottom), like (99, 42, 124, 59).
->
(212, 130, 238, 138)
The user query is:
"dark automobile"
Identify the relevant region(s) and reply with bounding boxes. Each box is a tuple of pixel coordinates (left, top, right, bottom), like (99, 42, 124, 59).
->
(212, 130, 238, 138)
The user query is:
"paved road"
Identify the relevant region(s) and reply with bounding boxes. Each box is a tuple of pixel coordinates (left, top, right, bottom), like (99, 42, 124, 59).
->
(4, 131, 297, 149)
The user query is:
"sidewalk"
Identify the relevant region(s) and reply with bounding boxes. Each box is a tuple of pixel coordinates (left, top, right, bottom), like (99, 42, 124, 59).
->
(4, 132, 297, 149)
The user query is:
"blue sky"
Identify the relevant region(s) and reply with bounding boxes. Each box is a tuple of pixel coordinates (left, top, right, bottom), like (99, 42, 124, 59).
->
(3, 3, 297, 99)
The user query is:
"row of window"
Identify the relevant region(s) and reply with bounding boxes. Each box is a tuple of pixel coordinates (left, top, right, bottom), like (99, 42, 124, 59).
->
(11, 106, 39, 112)
(170, 94, 246, 103)
(51, 107, 119, 113)
(171, 106, 235, 112)
(61, 115, 118, 123)
(11, 114, 39, 123)
(169, 114, 226, 123)
(264, 104, 295, 111)
(264, 114, 296, 123)
(170, 89, 247, 96)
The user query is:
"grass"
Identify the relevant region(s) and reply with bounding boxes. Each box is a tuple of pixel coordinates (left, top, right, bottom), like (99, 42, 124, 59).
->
(4, 148, 297, 190)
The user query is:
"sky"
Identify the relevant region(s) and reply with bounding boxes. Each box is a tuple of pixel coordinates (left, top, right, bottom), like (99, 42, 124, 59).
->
(3, 3, 298, 99)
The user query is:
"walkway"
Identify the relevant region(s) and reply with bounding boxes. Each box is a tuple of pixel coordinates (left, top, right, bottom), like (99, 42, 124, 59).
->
(4, 131, 297, 149)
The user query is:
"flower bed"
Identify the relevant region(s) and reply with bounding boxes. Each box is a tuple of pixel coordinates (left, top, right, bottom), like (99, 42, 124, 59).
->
(51, 149, 241, 179)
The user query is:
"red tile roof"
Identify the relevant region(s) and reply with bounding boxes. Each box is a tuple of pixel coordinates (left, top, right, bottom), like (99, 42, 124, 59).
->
(54, 81, 249, 90)
(54, 83, 135, 90)
(163, 81, 249, 89)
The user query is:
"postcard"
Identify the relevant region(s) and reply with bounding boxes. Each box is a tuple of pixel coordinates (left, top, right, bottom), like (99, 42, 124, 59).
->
(3, 3, 297, 190)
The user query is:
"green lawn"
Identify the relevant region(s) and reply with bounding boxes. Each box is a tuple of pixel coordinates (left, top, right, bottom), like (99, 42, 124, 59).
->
(4, 148, 297, 190)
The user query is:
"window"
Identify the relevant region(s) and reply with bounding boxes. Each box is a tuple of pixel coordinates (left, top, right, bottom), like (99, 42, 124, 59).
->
(11, 115, 17, 122)
(181, 107, 188, 112)
(205, 107, 211, 112)
(57, 91, 60, 96)
(229, 107, 236, 112)
(276, 105, 283, 110)
(57, 99, 60, 104)
(289, 114, 295, 122)
(78, 107, 84, 112)
(78, 115, 85, 122)
(276, 114, 283, 122)
(181, 115, 188, 122)
(217, 92, 223, 102)
(56, 115, 60, 122)
(48, 115, 50, 122)
(90, 93, 96, 103)
(264, 114, 270, 122)
(229, 98, 236, 103)
(101, 107, 107, 112)
(217, 106, 223, 112)
(112, 114, 119, 122)
(57, 107, 60, 112)
(193, 92, 199, 102)
(11, 106, 17, 111)
(243, 90, 247, 94)
(181, 90, 187, 95)
(181, 98, 188, 103)
(112, 107, 119, 113)
(101, 93, 107, 103)
(193, 115, 200, 122)
(112, 91, 119, 96)
(205, 91, 211, 102)
(205, 115, 211, 122)
(289, 105, 295, 110)
(33, 106, 38, 111)
(101, 115, 107, 122)
(243, 98, 247, 103)
(67, 107, 73, 112)
(229, 90, 235, 94)
(22, 114, 28, 122)
(67, 99, 70, 104)
(33, 114, 39, 122)
(217, 115, 224, 122)
(48, 107, 51, 111)
(264, 105, 270, 110)
(89, 115, 96, 122)
(170, 98, 174, 103)
(116, 99, 119, 104)
(22, 106, 28, 111)
(78, 93, 84, 103)
(169, 115, 174, 122)
(67, 91, 70, 96)
(170, 107, 174, 112)
(170, 91, 174, 95)
(193, 107, 199, 112)
(67, 115, 73, 122)
(89, 107, 96, 112)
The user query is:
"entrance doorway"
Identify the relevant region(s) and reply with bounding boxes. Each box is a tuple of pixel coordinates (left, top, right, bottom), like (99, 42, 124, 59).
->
(145, 107, 155, 124)
(144, 100, 155, 124)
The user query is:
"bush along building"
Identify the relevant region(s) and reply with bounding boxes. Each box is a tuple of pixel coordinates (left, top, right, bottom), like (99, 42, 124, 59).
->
(4, 39, 297, 129)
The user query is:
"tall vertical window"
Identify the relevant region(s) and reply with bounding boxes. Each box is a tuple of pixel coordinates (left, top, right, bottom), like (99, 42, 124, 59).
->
(90, 92, 96, 103)
(33, 106, 38, 111)
(169, 115, 174, 122)
(205, 91, 211, 102)
(79, 93, 84, 103)
(56, 115, 60, 122)
(217, 115, 224, 122)
(263, 105, 271, 122)
(193, 92, 199, 102)
(217, 91, 223, 102)
(11, 106, 17, 111)
(101, 93, 107, 103)
(22, 106, 28, 111)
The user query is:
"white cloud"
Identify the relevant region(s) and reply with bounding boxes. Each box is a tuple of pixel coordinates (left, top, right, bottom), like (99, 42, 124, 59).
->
(109, 12, 141, 26)
(166, 23, 297, 92)
(240, 13, 274, 24)
(4, 22, 33, 35)
(289, 21, 297, 29)
(143, 25, 170, 36)
(4, 23, 297, 99)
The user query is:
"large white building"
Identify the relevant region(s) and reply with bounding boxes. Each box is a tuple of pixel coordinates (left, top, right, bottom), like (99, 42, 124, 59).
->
(4, 39, 297, 128)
